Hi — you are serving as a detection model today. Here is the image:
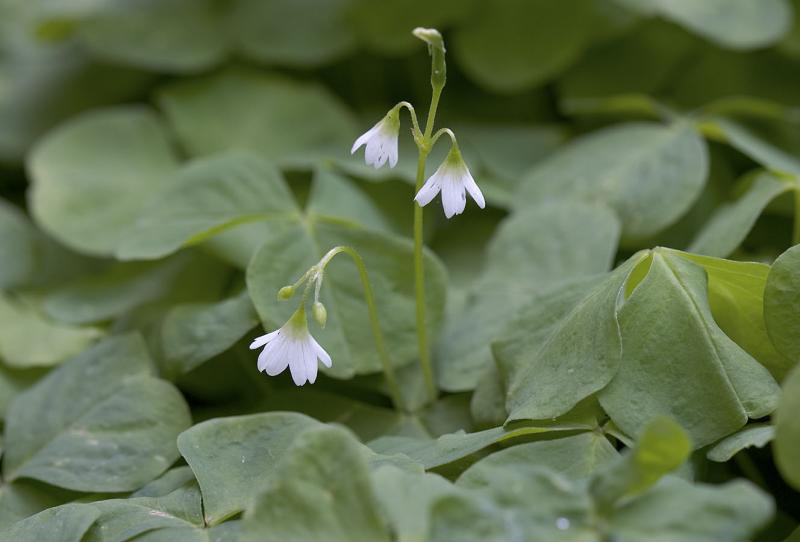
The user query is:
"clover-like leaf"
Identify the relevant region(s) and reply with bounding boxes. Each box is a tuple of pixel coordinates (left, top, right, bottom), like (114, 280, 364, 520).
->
(774, 366, 800, 490)
(436, 201, 620, 391)
(28, 106, 180, 256)
(157, 67, 358, 168)
(598, 249, 780, 447)
(177, 412, 322, 525)
(689, 172, 792, 258)
(240, 426, 392, 542)
(516, 121, 708, 243)
(764, 244, 800, 364)
(3, 334, 191, 492)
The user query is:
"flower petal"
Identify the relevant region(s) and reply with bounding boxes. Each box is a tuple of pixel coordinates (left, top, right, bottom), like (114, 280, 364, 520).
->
(250, 330, 279, 350)
(462, 169, 485, 209)
(351, 125, 376, 154)
(441, 173, 466, 218)
(287, 341, 307, 386)
(301, 339, 318, 384)
(311, 336, 332, 368)
(264, 337, 290, 376)
(414, 174, 442, 207)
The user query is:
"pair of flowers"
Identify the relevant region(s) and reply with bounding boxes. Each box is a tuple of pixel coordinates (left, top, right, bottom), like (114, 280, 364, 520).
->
(351, 109, 485, 219)
(251, 111, 485, 386)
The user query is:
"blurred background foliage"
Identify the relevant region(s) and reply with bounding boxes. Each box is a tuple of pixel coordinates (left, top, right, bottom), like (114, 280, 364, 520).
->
(3, 0, 800, 540)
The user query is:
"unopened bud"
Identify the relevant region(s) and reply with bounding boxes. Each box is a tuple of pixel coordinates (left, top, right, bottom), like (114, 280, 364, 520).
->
(312, 302, 327, 328)
(277, 285, 295, 300)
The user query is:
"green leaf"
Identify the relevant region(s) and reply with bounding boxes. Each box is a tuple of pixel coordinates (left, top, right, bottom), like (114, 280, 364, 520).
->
(701, 117, 800, 175)
(498, 253, 647, 422)
(177, 412, 322, 525)
(81, 479, 205, 542)
(598, 250, 780, 447)
(306, 167, 393, 234)
(452, 0, 595, 92)
(372, 466, 464, 542)
(230, 0, 356, 66)
(72, 0, 226, 73)
(0, 481, 80, 531)
(0, 37, 151, 163)
(160, 290, 258, 379)
(0, 503, 98, 542)
(606, 477, 773, 541)
(247, 219, 447, 379)
(774, 365, 800, 490)
(255, 388, 426, 442)
(0, 292, 103, 368)
(676, 250, 792, 379)
(157, 67, 358, 168)
(559, 20, 695, 102)
(117, 152, 296, 260)
(765, 244, 800, 363)
(689, 172, 791, 258)
(625, 0, 792, 50)
(590, 417, 691, 508)
(458, 432, 619, 484)
(3, 334, 191, 492)
(517, 122, 708, 243)
(240, 426, 391, 542)
(707, 423, 775, 462)
(369, 415, 598, 471)
(28, 106, 180, 256)
(0, 198, 90, 290)
(437, 200, 620, 391)
(41, 258, 189, 324)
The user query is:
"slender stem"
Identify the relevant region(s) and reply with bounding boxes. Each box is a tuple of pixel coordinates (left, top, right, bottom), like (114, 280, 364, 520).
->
(793, 187, 800, 245)
(398, 101, 422, 142)
(317, 246, 405, 412)
(430, 127, 456, 148)
(411, 70, 445, 405)
(414, 153, 436, 401)
(423, 86, 442, 139)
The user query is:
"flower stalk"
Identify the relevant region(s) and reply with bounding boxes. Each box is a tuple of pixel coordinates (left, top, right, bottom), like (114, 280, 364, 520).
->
(350, 27, 485, 406)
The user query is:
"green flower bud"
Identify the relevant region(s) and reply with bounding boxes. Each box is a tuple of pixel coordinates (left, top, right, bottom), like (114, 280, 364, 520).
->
(277, 285, 295, 300)
(312, 302, 327, 328)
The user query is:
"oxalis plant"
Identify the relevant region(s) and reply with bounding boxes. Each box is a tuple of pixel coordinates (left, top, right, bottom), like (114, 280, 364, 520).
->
(2, 7, 800, 542)
(250, 28, 484, 409)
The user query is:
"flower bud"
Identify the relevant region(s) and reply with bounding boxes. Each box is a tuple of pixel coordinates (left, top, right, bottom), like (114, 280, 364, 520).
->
(312, 302, 327, 328)
(277, 285, 295, 300)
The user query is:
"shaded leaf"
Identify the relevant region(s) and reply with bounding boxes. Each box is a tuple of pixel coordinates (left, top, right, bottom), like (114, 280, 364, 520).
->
(765, 244, 800, 363)
(707, 423, 775, 462)
(517, 121, 708, 243)
(3, 334, 191, 492)
(157, 67, 357, 168)
(177, 412, 322, 525)
(28, 106, 179, 255)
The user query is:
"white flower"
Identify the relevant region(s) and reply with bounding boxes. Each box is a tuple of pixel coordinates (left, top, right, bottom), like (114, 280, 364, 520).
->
(351, 109, 400, 169)
(249, 308, 331, 386)
(414, 146, 485, 218)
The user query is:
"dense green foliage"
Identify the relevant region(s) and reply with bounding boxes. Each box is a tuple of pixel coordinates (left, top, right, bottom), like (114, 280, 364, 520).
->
(2, 0, 800, 540)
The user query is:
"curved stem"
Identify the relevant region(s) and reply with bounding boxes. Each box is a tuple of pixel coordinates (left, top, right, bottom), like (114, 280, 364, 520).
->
(398, 101, 423, 142)
(430, 127, 456, 148)
(317, 246, 405, 411)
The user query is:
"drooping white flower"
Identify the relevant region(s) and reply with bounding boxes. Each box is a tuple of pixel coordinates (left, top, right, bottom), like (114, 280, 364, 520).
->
(351, 108, 400, 169)
(414, 146, 485, 218)
(249, 308, 331, 386)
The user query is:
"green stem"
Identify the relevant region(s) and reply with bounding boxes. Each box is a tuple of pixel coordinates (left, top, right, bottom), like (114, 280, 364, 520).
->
(793, 188, 800, 245)
(412, 62, 445, 405)
(414, 153, 436, 402)
(317, 246, 405, 412)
